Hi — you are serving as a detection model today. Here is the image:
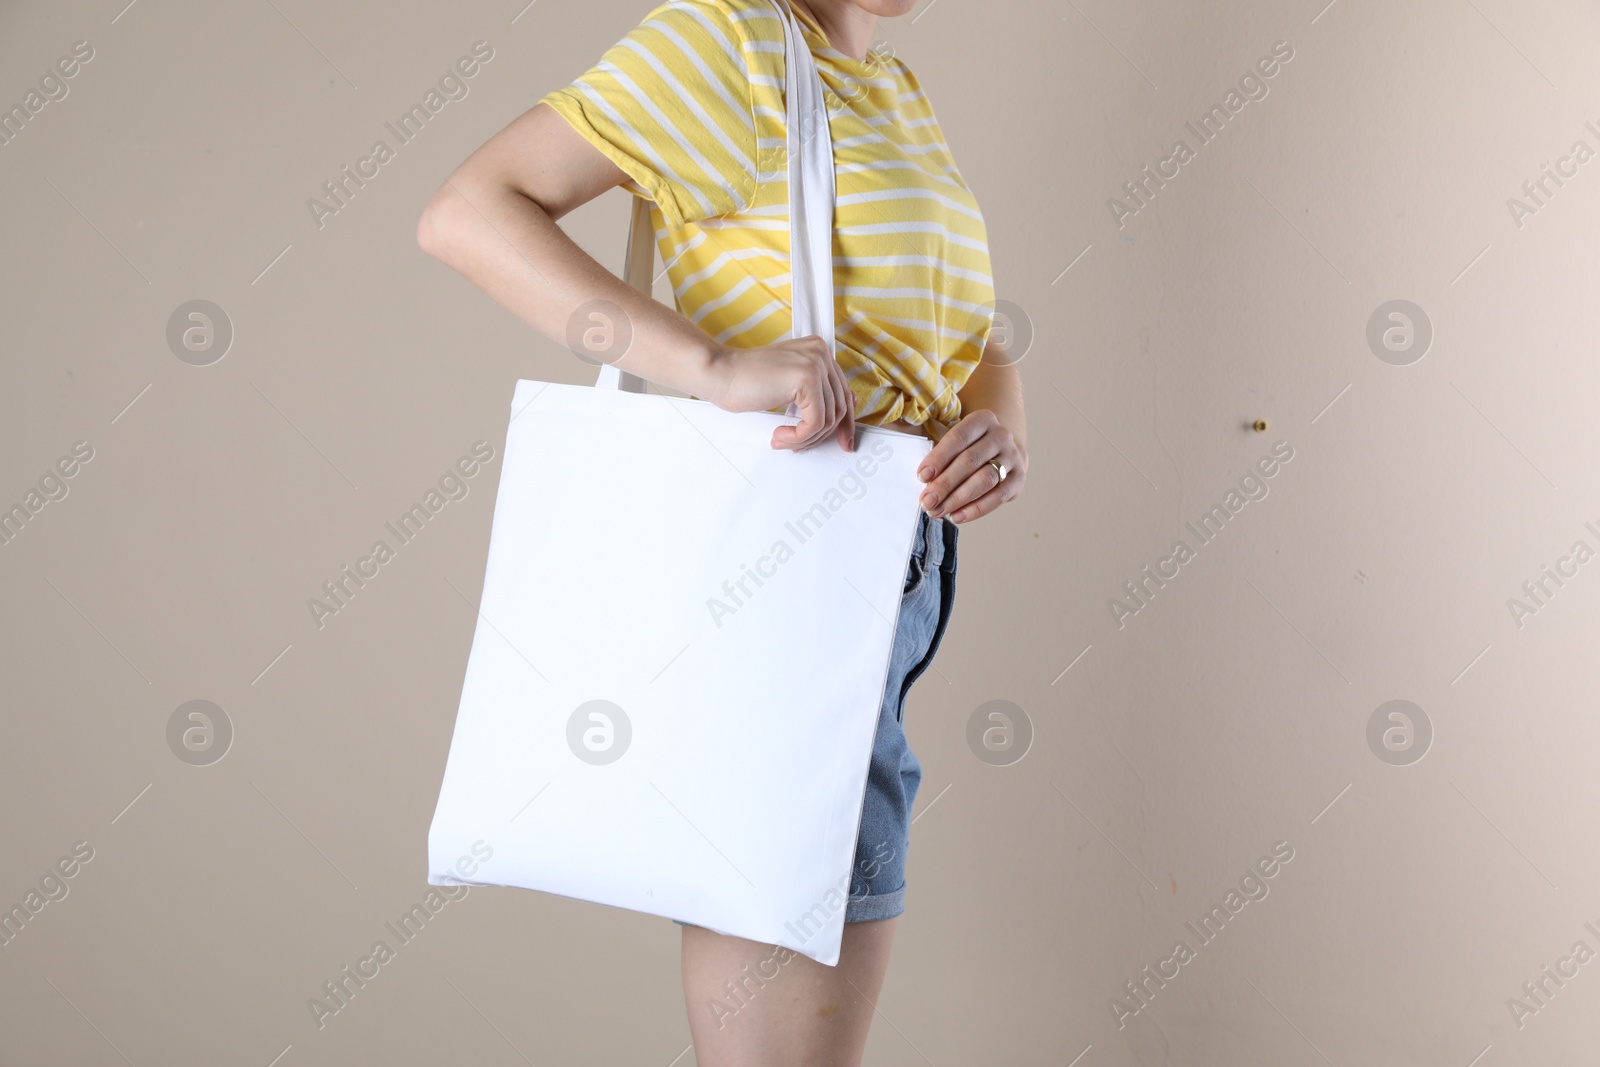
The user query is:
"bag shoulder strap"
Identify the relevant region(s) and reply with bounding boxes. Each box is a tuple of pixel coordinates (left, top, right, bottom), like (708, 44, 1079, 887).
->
(771, 0, 837, 347)
(597, 0, 835, 397)
(594, 196, 656, 393)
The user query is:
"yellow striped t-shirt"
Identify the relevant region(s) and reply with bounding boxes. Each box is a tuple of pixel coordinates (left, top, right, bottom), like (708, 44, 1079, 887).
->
(540, 0, 995, 437)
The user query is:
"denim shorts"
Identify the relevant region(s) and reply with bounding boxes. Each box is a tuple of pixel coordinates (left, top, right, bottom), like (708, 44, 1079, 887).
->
(675, 508, 959, 928)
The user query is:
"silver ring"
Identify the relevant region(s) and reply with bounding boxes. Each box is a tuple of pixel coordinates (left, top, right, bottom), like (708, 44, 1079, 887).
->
(989, 460, 1008, 482)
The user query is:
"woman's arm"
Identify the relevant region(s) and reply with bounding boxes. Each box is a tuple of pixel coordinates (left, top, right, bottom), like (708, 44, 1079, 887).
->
(917, 334, 1029, 523)
(416, 103, 854, 451)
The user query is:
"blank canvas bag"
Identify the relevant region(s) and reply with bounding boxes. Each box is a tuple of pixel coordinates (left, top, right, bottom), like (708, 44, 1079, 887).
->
(426, 0, 932, 967)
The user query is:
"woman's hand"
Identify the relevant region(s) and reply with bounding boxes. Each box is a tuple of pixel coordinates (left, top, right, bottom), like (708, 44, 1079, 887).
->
(705, 336, 856, 452)
(917, 408, 1027, 523)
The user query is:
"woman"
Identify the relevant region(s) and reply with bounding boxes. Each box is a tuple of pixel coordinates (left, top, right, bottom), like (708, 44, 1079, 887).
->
(417, 0, 1027, 1060)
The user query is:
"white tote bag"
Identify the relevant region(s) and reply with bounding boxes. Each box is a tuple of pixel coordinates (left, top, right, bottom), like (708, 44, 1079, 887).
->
(426, 0, 932, 967)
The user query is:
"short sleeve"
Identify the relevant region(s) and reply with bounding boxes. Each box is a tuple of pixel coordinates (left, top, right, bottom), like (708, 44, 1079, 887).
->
(539, 0, 785, 232)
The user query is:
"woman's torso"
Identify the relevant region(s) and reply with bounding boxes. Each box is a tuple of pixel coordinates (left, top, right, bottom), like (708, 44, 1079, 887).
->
(543, 0, 995, 439)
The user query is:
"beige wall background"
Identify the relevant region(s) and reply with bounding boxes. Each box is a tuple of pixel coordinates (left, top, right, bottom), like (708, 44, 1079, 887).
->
(4, 0, 1599, 1062)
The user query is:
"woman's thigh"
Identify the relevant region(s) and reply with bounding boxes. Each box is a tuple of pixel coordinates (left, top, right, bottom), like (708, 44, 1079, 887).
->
(679, 917, 897, 1067)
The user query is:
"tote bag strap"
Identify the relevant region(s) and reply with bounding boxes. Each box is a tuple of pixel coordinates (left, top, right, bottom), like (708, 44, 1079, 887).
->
(596, 0, 836, 403)
(770, 0, 837, 349)
(594, 196, 656, 393)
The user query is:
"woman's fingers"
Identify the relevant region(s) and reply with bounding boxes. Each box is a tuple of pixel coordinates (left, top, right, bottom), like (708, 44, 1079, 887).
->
(770, 371, 817, 448)
(797, 364, 836, 450)
(768, 338, 826, 449)
(835, 400, 856, 451)
(772, 336, 852, 452)
(939, 448, 1026, 521)
(930, 453, 1004, 517)
(917, 409, 1027, 522)
(919, 411, 1001, 514)
(815, 356, 844, 449)
(947, 480, 1013, 523)
(818, 354, 854, 452)
(917, 411, 990, 493)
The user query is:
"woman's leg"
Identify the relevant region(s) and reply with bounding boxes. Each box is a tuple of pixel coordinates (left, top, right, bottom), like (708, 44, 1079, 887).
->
(680, 918, 897, 1067)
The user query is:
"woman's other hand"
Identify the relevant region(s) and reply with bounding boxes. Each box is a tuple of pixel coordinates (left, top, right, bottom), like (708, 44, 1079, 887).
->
(919, 326, 1029, 523)
(917, 408, 1027, 523)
